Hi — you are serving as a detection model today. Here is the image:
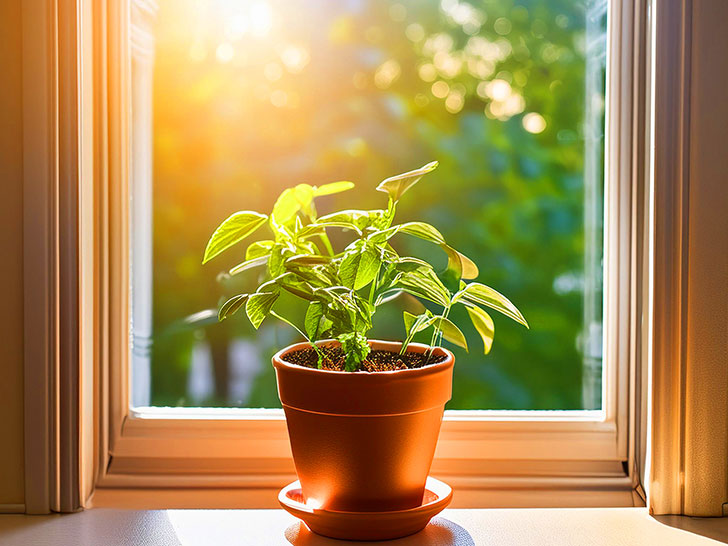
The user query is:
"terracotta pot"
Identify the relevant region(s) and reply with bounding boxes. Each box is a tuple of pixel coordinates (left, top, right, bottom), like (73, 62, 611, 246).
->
(272, 339, 454, 513)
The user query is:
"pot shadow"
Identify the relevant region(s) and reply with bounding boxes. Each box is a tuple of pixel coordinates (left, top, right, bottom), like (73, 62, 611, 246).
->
(653, 515, 728, 544)
(284, 517, 475, 546)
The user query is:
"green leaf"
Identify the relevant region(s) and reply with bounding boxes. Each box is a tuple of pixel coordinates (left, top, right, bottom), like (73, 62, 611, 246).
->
(403, 310, 434, 334)
(285, 254, 331, 266)
(337, 331, 370, 371)
(304, 302, 324, 340)
(318, 316, 333, 338)
(401, 310, 435, 353)
(272, 221, 295, 242)
(375, 161, 439, 202)
(229, 255, 268, 276)
(268, 243, 295, 277)
(374, 288, 403, 306)
(433, 316, 468, 351)
(340, 246, 381, 290)
(245, 290, 279, 329)
(440, 245, 463, 291)
(394, 267, 451, 307)
(397, 222, 445, 244)
(316, 209, 385, 231)
(375, 222, 478, 284)
(350, 294, 374, 330)
(459, 254, 478, 279)
(218, 294, 249, 321)
(311, 220, 362, 236)
(296, 239, 321, 254)
(271, 181, 354, 224)
(292, 265, 337, 287)
(366, 225, 400, 244)
(465, 304, 495, 354)
(246, 240, 275, 260)
(295, 223, 325, 240)
(441, 245, 479, 288)
(453, 282, 528, 328)
(366, 221, 442, 245)
(402, 311, 467, 351)
(312, 181, 355, 196)
(376, 222, 474, 283)
(394, 256, 431, 272)
(270, 272, 316, 301)
(271, 184, 316, 225)
(403, 310, 417, 332)
(202, 211, 268, 264)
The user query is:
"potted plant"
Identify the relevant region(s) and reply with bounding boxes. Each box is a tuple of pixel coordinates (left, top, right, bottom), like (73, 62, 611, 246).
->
(203, 161, 527, 537)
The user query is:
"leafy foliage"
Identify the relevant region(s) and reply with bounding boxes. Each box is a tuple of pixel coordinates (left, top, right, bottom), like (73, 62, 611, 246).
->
(204, 163, 527, 371)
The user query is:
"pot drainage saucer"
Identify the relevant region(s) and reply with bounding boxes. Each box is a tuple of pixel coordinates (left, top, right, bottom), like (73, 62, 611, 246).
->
(278, 476, 452, 541)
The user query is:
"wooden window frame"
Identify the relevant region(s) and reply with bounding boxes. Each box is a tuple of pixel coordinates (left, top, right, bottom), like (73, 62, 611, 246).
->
(21, 0, 654, 511)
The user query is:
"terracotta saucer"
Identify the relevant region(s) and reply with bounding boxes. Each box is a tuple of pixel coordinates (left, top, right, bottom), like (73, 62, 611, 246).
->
(278, 476, 452, 541)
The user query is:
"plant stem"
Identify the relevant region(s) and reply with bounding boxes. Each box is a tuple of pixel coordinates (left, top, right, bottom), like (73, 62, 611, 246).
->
(385, 198, 397, 228)
(368, 261, 382, 306)
(427, 303, 451, 363)
(318, 230, 335, 257)
(270, 310, 325, 367)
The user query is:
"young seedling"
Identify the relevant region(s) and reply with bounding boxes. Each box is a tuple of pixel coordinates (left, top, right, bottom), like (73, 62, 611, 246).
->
(203, 162, 528, 371)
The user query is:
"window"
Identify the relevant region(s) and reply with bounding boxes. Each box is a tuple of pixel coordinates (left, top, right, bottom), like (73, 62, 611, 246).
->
(90, 0, 649, 507)
(132, 0, 608, 411)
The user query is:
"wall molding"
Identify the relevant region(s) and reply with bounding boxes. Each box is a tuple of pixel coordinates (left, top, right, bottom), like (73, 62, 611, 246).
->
(0, 504, 26, 514)
(649, 0, 728, 517)
(21, 0, 82, 514)
(22, 0, 58, 515)
(649, 0, 693, 517)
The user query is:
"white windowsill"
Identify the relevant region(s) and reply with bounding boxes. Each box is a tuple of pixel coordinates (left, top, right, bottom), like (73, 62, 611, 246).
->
(131, 406, 607, 422)
(0, 508, 726, 545)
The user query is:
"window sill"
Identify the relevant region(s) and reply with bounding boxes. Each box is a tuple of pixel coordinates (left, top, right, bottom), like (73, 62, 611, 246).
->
(1, 508, 725, 545)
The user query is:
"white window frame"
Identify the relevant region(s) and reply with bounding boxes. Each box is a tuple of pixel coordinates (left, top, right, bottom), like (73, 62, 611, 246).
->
(21, 0, 653, 510)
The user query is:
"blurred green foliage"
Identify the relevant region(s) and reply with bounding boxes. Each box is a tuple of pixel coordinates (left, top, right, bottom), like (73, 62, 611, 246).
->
(148, 0, 603, 409)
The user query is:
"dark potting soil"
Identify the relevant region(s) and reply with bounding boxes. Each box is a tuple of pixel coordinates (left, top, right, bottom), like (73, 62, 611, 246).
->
(283, 346, 447, 372)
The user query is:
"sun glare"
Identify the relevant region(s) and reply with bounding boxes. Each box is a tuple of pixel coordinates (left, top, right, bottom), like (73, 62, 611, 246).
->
(305, 497, 322, 509)
(248, 1, 273, 37)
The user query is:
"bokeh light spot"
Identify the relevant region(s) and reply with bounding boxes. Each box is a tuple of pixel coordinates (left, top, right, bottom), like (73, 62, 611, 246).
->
(418, 63, 437, 82)
(523, 112, 547, 133)
(445, 91, 464, 113)
(215, 42, 234, 63)
(494, 17, 512, 35)
(431, 80, 450, 98)
(405, 23, 425, 42)
(485, 79, 511, 101)
(280, 45, 310, 73)
(374, 59, 401, 89)
(414, 93, 430, 107)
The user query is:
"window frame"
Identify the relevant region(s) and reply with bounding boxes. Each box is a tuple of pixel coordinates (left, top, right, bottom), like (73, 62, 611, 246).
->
(75, 0, 651, 508)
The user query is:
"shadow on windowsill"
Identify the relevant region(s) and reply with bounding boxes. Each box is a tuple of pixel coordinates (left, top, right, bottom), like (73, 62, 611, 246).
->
(284, 516, 475, 545)
(653, 514, 728, 544)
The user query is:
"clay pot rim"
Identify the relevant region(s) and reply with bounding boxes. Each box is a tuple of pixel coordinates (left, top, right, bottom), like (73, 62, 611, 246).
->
(272, 339, 454, 378)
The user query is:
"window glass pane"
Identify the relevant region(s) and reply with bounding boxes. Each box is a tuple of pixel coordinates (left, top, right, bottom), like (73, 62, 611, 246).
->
(130, 0, 607, 410)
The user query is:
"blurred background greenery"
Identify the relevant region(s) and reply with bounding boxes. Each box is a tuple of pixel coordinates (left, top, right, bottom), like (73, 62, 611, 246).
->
(144, 0, 606, 410)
